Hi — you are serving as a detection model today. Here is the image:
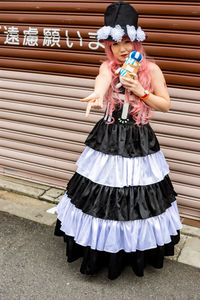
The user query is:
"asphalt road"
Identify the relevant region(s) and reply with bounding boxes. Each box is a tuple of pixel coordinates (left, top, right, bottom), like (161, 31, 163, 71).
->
(0, 211, 200, 300)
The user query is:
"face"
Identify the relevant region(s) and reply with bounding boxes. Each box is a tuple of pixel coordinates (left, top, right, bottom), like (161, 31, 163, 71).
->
(111, 38, 133, 62)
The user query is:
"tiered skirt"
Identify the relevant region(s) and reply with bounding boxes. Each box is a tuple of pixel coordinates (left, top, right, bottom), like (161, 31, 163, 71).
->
(54, 118, 182, 279)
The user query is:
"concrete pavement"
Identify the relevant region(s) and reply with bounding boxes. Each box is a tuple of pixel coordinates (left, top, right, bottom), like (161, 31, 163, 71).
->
(0, 211, 200, 300)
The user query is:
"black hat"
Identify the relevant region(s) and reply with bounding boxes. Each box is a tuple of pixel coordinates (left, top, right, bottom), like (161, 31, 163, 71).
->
(97, 1, 145, 42)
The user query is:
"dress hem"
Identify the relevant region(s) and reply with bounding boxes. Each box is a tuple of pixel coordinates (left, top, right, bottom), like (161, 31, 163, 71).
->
(54, 218, 181, 280)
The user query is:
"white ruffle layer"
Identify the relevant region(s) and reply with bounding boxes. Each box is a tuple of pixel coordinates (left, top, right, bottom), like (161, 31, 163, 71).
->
(76, 147, 170, 187)
(56, 194, 182, 253)
(97, 25, 146, 42)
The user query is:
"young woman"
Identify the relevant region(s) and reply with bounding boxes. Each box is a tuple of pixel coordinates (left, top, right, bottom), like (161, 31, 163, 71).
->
(54, 1, 182, 280)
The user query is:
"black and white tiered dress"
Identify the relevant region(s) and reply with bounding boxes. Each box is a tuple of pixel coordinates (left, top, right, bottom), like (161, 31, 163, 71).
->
(54, 100, 182, 280)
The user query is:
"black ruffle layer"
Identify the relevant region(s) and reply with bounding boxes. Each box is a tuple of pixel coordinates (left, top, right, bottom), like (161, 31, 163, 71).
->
(85, 118, 160, 158)
(54, 219, 180, 280)
(67, 172, 177, 221)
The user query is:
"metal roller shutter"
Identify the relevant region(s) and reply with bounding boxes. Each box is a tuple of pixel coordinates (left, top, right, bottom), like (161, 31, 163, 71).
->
(0, 70, 95, 186)
(0, 1, 199, 221)
(151, 89, 200, 220)
(0, 70, 199, 220)
(0, 0, 199, 89)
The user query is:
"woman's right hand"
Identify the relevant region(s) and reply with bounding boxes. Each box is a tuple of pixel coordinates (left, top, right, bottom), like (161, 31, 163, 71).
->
(80, 92, 103, 117)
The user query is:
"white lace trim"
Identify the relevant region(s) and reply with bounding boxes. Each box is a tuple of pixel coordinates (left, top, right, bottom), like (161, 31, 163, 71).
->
(111, 25, 125, 42)
(97, 24, 146, 42)
(126, 25, 136, 41)
(136, 26, 146, 42)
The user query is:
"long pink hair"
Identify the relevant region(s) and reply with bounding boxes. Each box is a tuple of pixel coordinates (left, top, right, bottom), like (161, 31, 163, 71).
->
(104, 40, 153, 125)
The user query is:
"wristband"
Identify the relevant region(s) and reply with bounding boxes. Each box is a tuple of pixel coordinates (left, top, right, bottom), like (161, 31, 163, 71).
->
(140, 90, 150, 100)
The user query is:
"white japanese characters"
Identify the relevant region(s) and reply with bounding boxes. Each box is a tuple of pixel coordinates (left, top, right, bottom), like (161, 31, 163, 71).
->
(65, 30, 73, 48)
(88, 32, 104, 50)
(43, 28, 61, 47)
(4, 26, 20, 45)
(23, 27, 39, 46)
(2, 26, 104, 50)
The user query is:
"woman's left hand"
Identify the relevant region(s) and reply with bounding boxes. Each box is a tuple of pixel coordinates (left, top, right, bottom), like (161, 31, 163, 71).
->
(121, 74, 144, 98)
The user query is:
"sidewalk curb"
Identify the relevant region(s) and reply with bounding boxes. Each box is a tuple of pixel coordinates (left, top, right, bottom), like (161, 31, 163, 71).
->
(0, 174, 64, 204)
(0, 190, 57, 226)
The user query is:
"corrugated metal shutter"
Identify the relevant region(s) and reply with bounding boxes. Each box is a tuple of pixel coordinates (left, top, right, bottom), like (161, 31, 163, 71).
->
(0, 70, 95, 185)
(151, 89, 200, 221)
(0, 1, 199, 90)
(0, 70, 199, 220)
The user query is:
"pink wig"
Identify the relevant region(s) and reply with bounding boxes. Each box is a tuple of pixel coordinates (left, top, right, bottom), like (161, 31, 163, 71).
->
(103, 40, 153, 125)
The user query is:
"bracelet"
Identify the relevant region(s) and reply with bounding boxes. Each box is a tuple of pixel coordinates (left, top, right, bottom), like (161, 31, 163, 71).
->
(140, 90, 150, 100)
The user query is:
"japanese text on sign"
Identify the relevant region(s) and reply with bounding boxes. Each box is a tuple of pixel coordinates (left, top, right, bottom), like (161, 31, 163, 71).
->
(1, 26, 104, 50)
